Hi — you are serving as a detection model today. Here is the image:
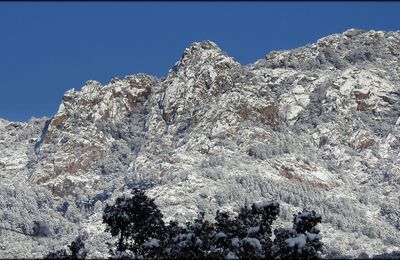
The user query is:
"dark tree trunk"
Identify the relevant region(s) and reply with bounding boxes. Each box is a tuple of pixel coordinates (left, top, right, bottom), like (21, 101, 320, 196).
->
(118, 232, 124, 252)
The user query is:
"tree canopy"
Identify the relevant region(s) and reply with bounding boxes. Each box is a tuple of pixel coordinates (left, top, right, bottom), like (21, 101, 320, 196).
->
(102, 189, 323, 259)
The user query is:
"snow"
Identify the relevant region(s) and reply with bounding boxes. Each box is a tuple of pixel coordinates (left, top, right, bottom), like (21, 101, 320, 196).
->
(254, 201, 277, 210)
(243, 237, 262, 252)
(225, 251, 239, 259)
(285, 104, 304, 122)
(292, 85, 305, 94)
(285, 234, 307, 248)
(247, 225, 260, 234)
(176, 233, 193, 241)
(295, 211, 320, 224)
(215, 231, 227, 239)
(338, 70, 357, 96)
(306, 232, 322, 241)
(195, 238, 203, 247)
(231, 237, 240, 248)
(1, 29, 400, 258)
(111, 251, 133, 259)
(143, 238, 160, 248)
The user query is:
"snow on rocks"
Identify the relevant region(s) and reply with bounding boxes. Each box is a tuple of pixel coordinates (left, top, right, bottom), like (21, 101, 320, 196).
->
(1, 29, 400, 258)
(30, 74, 159, 195)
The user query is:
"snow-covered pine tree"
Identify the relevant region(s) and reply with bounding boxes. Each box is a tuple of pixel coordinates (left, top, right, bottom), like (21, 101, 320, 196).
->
(272, 209, 323, 259)
(162, 212, 216, 259)
(68, 235, 87, 259)
(102, 189, 165, 257)
(234, 201, 280, 259)
(101, 191, 323, 259)
(44, 235, 87, 259)
(44, 248, 69, 259)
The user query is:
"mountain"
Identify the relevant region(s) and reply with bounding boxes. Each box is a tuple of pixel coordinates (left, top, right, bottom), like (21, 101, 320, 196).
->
(1, 29, 400, 258)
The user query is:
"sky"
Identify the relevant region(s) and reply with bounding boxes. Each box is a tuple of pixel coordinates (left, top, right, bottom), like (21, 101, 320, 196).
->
(1, 2, 400, 122)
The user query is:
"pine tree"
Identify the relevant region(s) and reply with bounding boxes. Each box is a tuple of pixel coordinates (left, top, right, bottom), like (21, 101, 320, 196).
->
(235, 201, 280, 259)
(272, 209, 323, 259)
(102, 191, 323, 259)
(68, 235, 87, 259)
(163, 212, 216, 259)
(44, 248, 69, 259)
(103, 189, 165, 256)
(45, 236, 87, 259)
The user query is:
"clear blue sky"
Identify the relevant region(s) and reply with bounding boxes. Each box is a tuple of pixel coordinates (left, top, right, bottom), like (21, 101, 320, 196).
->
(1, 2, 399, 122)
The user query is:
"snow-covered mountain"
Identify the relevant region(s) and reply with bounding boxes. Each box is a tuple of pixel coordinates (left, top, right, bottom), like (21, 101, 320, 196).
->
(1, 29, 400, 258)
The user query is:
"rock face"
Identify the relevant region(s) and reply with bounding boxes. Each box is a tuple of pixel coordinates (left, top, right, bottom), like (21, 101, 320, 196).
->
(1, 29, 400, 258)
(31, 74, 158, 196)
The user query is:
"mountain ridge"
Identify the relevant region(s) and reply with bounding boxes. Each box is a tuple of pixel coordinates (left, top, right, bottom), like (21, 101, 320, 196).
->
(1, 28, 400, 258)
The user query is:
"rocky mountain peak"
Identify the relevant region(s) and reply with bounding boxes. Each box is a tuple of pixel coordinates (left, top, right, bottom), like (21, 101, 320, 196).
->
(30, 73, 159, 195)
(258, 29, 400, 71)
(170, 40, 240, 76)
(0, 118, 9, 127)
(183, 40, 222, 58)
(1, 30, 400, 258)
(141, 41, 245, 158)
(188, 40, 220, 51)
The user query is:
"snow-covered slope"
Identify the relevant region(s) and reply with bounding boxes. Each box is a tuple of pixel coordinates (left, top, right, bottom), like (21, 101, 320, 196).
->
(1, 29, 400, 258)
